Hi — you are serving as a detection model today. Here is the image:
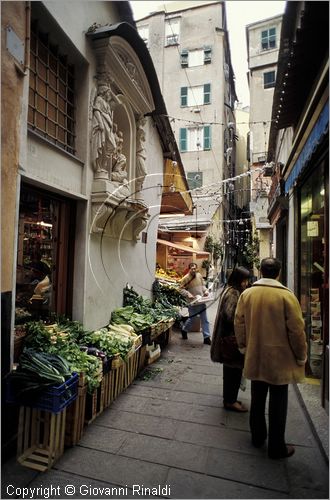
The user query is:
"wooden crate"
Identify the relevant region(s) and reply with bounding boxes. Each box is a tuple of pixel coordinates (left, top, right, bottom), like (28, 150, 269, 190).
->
(137, 344, 147, 373)
(17, 406, 66, 472)
(84, 378, 105, 425)
(123, 347, 140, 389)
(102, 370, 113, 409)
(65, 374, 87, 447)
(111, 360, 125, 401)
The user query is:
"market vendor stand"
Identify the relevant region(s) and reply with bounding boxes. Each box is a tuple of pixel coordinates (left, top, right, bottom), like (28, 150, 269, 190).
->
(8, 282, 181, 472)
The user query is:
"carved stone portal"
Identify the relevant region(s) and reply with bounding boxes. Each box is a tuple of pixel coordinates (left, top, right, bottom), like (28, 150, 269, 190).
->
(88, 34, 155, 241)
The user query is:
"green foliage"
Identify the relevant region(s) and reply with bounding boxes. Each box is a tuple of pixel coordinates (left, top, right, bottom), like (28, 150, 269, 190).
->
(213, 242, 223, 261)
(204, 235, 214, 254)
(242, 231, 260, 269)
(204, 235, 223, 262)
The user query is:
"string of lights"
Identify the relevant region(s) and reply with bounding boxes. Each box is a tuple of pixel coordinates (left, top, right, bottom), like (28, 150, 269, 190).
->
(164, 114, 274, 127)
(183, 167, 264, 196)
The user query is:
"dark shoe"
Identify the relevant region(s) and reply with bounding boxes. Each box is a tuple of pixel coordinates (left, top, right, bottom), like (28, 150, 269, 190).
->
(181, 330, 188, 340)
(269, 445, 295, 459)
(203, 337, 211, 345)
(224, 401, 248, 412)
(252, 438, 266, 448)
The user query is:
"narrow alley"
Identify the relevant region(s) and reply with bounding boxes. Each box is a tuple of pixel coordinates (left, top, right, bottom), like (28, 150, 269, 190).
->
(2, 299, 328, 499)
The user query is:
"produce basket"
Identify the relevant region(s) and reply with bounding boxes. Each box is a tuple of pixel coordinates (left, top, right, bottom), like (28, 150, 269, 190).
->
(7, 372, 79, 414)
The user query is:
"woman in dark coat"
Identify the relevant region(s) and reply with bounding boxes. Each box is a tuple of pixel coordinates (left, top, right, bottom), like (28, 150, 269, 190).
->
(211, 266, 250, 412)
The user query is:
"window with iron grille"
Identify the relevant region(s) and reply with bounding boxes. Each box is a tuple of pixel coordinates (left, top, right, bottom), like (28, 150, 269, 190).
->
(28, 22, 76, 155)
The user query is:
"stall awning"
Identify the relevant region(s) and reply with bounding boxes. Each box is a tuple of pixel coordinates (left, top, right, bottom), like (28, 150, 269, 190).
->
(157, 238, 210, 257)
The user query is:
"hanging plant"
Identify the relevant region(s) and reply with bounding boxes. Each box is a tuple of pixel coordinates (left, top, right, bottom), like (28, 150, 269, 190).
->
(204, 235, 214, 254)
(242, 231, 260, 269)
(213, 242, 223, 261)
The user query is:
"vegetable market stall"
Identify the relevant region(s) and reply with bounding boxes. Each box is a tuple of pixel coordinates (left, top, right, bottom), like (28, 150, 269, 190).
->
(6, 284, 183, 471)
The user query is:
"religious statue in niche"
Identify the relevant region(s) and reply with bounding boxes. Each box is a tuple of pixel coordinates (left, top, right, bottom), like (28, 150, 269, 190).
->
(110, 126, 128, 186)
(135, 117, 147, 200)
(91, 81, 118, 178)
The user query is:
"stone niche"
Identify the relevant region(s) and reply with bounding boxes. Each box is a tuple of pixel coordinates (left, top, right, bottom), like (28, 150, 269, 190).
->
(89, 34, 155, 240)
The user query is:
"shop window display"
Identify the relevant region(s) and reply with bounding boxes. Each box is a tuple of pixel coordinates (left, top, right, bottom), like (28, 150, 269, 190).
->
(300, 169, 325, 378)
(16, 190, 55, 323)
(15, 187, 74, 331)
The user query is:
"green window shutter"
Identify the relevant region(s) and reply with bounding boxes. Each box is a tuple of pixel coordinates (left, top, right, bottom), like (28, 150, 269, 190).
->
(181, 87, 188, 106)
(203, 126, 211, 150)
(179, 128, 187, 152)
(180, 49, 188, 67)
(204, 46, 212, 63)
(204, 83, 211, 104)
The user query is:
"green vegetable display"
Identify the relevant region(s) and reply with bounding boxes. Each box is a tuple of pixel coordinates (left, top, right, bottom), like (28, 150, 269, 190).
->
(9, 348, 72, 398)
(21, 321, 102, 394)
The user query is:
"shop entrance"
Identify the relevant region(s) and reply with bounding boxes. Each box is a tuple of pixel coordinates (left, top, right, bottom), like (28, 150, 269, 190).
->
(299, 154, 329, 411)
(15, 186, 75, 325)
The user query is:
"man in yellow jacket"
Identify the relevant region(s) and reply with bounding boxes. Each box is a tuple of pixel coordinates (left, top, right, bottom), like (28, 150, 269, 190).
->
(234, 258, 307, 459)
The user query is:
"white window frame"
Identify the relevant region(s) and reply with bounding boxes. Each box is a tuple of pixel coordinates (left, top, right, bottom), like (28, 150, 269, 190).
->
(188, 49, 204, 67)
(261, 27, 276, 51)
(165, 18, 180, 46)
(179, 126, 211, 152)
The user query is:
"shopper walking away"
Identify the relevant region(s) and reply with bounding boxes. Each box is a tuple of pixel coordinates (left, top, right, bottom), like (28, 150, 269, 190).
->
(211, 266, 250, 412)
(179, 262, 211, 345)
(234, 258, 307, 459)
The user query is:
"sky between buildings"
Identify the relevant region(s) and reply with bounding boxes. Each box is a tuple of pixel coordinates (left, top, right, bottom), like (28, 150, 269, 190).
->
(129, 0, 286, 107)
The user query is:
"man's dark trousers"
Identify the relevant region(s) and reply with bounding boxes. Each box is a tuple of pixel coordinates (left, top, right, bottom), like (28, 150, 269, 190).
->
(250, 380, 288, 457)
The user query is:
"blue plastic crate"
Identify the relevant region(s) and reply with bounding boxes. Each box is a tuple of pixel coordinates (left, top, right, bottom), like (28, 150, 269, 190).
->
(7, 372, 79, 414)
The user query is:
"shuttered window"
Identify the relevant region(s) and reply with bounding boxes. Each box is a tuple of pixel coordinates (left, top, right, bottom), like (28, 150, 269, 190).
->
(203, 126, 211, 150)
(179, 126, 212, 152)
(180, 84, 211, 106)
(204, 84, 211, 104)
(181, 87, 188, 106)
(179, 128, 187, 152)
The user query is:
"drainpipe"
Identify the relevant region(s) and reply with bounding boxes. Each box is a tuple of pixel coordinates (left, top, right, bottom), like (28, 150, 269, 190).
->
(24, 1, 31, 73)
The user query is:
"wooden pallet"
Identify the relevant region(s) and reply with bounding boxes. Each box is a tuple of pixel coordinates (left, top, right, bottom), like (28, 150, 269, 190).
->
(65, 374, 87, 447)
(17, 406, 66, 472)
